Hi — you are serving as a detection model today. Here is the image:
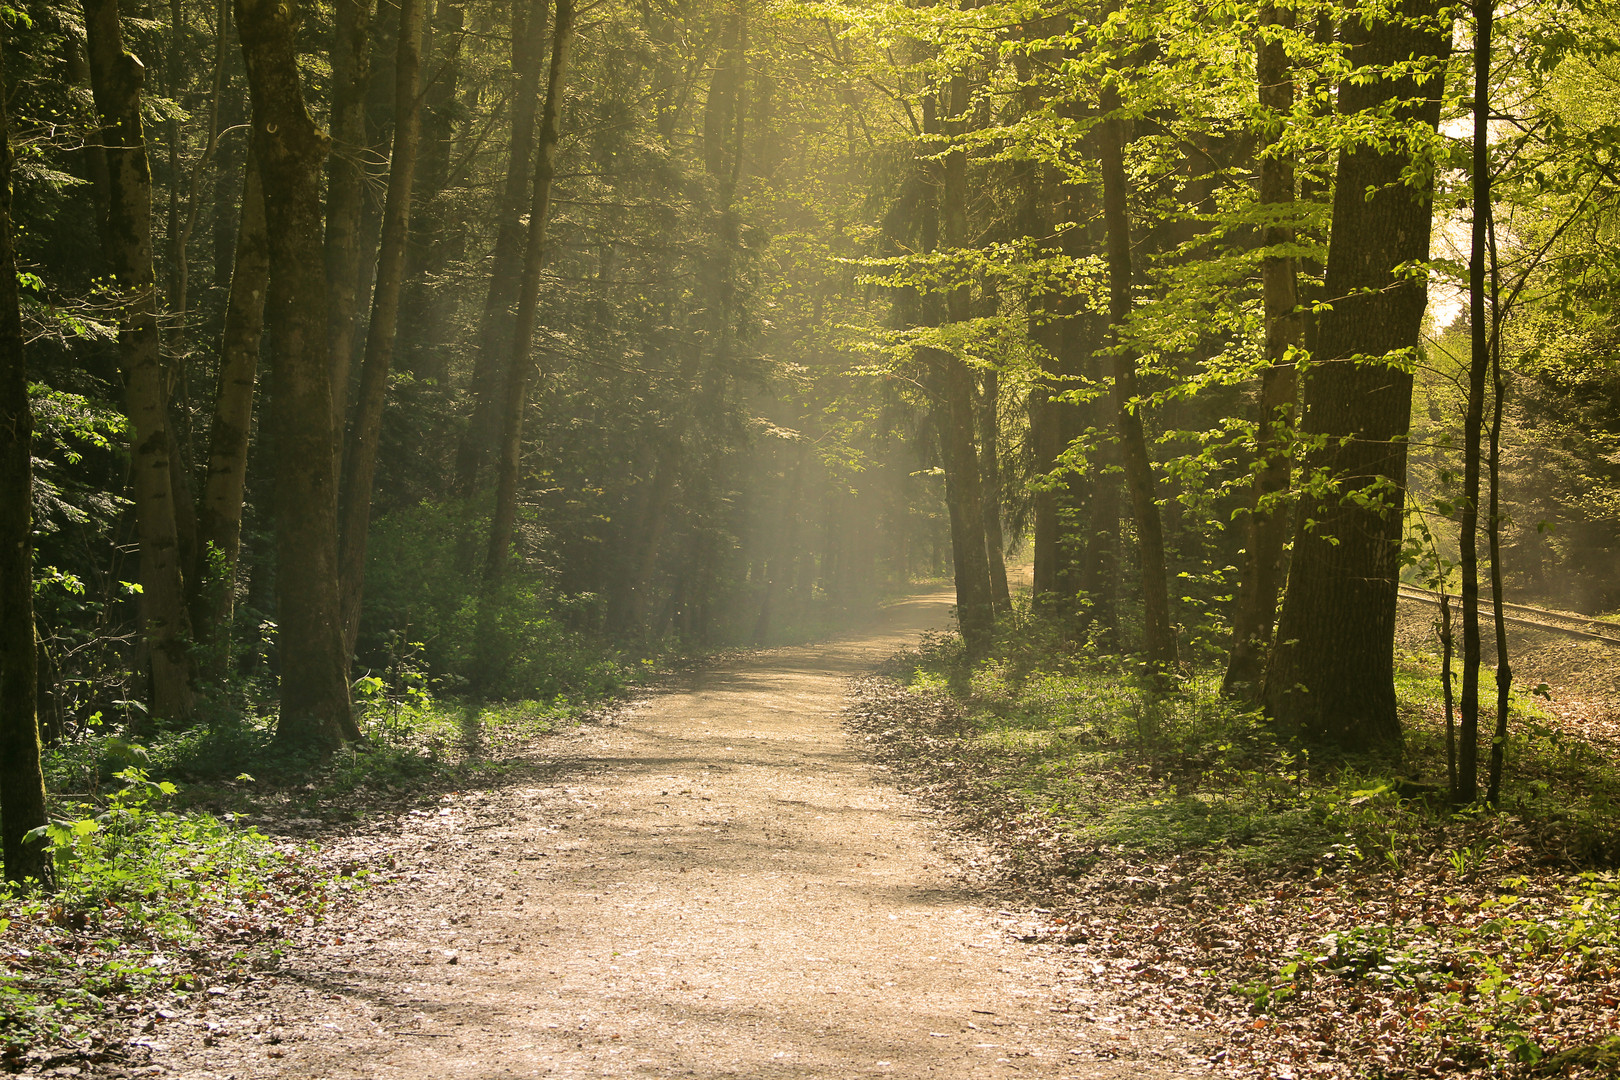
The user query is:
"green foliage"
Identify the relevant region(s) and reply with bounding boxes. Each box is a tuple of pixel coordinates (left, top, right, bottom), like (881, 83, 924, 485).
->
(900, 604, 1620, 872)
(0, 770, 336, 1057)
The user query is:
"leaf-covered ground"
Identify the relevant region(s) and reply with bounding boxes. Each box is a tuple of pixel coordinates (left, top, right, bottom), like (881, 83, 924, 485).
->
(0, 824, 361, 1077)
(843, 666, 1620, 1080)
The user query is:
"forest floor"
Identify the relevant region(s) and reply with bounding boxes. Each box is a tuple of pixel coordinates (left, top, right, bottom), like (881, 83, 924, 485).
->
(143, 588, 1201, 1080)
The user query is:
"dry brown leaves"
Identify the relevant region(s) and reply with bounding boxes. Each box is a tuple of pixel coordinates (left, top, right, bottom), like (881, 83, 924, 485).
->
(844, 675, 1620, 1080)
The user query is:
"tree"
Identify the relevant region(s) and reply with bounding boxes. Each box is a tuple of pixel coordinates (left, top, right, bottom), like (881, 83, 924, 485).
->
(486, 0, 577, 577)
(1223, 0, 1303, 701)
(934, 70, 997, 658)
(235, 0, 360, 749)
(195, 157, 267, 644)
(457, 0, 551, 492)
(1265, 0, 1452, 750)
(324, 0, 375, 429)
(1097, 75, 1176, 673)
(339, 0, 425, 656)
(83, 0, 195, 724)
(0, 23, 52, 887)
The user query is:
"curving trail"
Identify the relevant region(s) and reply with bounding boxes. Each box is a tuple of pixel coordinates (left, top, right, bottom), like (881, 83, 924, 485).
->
(160, 591, 1188, 1080)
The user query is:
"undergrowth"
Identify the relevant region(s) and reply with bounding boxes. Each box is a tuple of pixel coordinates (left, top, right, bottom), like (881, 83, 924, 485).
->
(5, 631, 659, 1069)
(859, 602, 1620, 1079)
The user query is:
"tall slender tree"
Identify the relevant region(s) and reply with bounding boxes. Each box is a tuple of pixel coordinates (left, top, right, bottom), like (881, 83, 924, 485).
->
(1223, 1, 1303, 700)
(486, 0, 577, 577)
(195, 157, 268, 641)
(339, 0, 426, 655)
(83, 0, 195, 723)
(457, 0, 551, 491)
(0, 25, 52, 887)
(324, 0, 376, 430)
(1097, 79, 1176, 673)
(929, 75, 995, 659)
(235, 0, 361, 749)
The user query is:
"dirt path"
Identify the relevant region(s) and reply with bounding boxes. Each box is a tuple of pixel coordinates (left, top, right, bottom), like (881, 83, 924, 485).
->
(159, 591, 1192, 1080)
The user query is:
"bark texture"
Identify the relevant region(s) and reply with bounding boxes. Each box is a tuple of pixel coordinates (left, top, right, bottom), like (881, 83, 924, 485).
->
(83, 0, 195, 723)
(339, 0, 425, 656)
(1264, 0, 1451, 750)
(0, 27, 53, 886)
(236, 0, 360, 750)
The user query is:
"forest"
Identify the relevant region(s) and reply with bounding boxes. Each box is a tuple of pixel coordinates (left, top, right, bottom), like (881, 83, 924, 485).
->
(3, 0, 1620, 1074)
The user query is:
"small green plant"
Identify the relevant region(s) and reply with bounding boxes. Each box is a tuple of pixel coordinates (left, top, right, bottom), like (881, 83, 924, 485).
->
(1, 767, 338, 1059)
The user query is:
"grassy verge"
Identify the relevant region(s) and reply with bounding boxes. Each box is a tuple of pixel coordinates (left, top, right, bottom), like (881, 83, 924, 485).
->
(847, 607, 1620, 1079)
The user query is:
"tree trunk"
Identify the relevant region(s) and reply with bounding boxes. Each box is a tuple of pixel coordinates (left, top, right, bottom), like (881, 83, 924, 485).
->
(324, 0, 375, 431)
(455, 0, 550, 492)
(1264, 0, 1451, 751)
(1485, 249, 1512, 804)
(398, 0, 465, 386)
(1026, 168, 1067, 604)
(1481, 0, 1511, 803)
(1456, 0, 1492, 801)
(339, 0, 425, 658)
(0, 27, 53, 887)
(83, 0, 195, 724)
(979, 368, 1011, 610)
(236, 0, 361, 750)
(1096, 90, 1176, 673)
(930, 80, 994, 659)
(1223, 1, 1302, 701)
(195, 156, 267, 641)
(485, 0, 575, 578)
